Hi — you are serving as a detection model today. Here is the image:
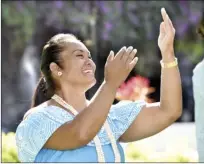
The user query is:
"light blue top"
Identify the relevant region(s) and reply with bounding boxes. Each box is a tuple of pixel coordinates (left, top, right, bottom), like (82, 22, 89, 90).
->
(192, 59, 204, 162)
(15, 100, 146, 162)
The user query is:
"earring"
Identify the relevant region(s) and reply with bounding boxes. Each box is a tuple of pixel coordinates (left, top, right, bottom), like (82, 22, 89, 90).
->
(58, 72, 62, 76)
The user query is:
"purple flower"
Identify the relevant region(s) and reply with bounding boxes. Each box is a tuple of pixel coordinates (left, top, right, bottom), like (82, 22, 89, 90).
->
(127, 13, 139, 26)
(178, 0, 187, 6)
(97, 1, 109, 14)
(116, 1, 122, 10)
(83, 2, 90, 13)
(176, 22, 188, 37)
(16, 1, 24, 12)
(115, 1, 124, 14)
(54, 0, 63, 9)
(104, 22, 113, 31)
(127, 2, 137, 11)
(189, 12, 201, 24)
(179, 1, 189, 15)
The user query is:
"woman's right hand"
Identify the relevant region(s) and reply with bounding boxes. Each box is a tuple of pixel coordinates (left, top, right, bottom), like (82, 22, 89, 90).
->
(104, 46, 138, 90)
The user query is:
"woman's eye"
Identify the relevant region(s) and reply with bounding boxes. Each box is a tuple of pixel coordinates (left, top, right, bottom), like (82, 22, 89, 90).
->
(76, 54, 83, 58)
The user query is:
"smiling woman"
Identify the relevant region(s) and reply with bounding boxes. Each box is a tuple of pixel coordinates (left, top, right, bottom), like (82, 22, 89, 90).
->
(15, 33, 140, 163)
(15, 8, 182, 163)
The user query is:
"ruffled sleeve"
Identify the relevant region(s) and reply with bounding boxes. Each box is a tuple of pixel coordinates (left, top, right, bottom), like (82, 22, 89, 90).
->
(108, 100, 146, 141)
(15, 106, 74, 162)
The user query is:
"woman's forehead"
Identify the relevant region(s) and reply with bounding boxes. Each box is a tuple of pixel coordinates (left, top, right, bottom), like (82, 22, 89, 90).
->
(67, 41, 88, 51)
(62, 41, 89, 56)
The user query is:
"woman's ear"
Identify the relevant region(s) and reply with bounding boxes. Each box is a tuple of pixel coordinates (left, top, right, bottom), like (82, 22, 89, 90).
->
(50, 62, 62, 77)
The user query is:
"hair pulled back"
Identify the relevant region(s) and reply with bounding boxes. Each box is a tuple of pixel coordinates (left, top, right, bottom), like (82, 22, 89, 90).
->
(31, 33, 78, 108)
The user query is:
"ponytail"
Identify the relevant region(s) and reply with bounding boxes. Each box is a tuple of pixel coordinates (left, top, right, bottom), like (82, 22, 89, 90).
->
(30, 77, 51, 108)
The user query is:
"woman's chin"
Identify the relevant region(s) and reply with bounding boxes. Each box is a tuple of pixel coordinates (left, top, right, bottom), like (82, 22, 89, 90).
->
(83, 73, 96, 82)
(87, 78, 96, 88)
(80, 74, 96, 88)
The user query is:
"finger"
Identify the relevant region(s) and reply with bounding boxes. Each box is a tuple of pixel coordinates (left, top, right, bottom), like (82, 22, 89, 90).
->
(122, 46, 133, 61)
(167, 15, 176, 34)
(161, 8, 170, 32)
(128, 57, 138, 71)
(106, 51, 114, 63)
(126, 49, 137, 64)
(160, 22, 166, 34)
(115, 46, 126, 60)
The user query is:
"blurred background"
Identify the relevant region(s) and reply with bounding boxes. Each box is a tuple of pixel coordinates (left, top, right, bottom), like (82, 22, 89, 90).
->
(1, 0, 204, 162)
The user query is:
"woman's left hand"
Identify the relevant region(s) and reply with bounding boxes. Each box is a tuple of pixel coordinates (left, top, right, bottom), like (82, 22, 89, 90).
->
(158, 8, 176, 62)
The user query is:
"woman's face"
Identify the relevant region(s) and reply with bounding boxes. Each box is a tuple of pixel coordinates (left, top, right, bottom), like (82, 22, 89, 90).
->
(59, 40, 96, 89)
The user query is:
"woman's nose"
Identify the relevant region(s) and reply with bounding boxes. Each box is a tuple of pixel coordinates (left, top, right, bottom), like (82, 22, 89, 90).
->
(85, 59, 95, 69)
(85, 58, 92, 65)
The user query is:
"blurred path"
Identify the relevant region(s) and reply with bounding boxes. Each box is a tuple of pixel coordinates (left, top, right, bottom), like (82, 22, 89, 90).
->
(122, 123, 197, 159)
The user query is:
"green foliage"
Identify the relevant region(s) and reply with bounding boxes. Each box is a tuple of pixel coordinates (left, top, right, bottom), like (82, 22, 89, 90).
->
(176, 40, 204, 63)
(125, 143, 148, 162)
(2, 132, 20, 162)
(2, 1, 36, 54)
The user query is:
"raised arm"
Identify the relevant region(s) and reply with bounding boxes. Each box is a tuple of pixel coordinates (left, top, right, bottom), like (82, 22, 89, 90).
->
(44, 47, 138, 150)
(119, 8, 182, 142)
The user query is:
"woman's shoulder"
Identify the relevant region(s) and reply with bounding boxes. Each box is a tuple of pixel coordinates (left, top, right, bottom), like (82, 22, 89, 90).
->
(23, 102, 48, 120)
(22, 103, 74, 126)
(15, 103, 74, 162)
(16, 103, 52, 135)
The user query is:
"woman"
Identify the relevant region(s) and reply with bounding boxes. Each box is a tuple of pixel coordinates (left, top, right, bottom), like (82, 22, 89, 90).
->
(193, 13, 204, 162)
(15, 8, 182, 162)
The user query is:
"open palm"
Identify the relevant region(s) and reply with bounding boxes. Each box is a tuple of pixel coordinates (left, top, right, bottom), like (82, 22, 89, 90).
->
(158, 8, 176, 57)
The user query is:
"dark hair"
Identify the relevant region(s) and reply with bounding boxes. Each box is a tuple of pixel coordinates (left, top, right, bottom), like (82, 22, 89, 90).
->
(31, 33, 79, 108)
(197, 12, 204, 38)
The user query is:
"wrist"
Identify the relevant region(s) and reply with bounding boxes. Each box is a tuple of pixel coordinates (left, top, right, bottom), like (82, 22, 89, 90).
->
(103, 80, 118, 93)
(161, 53, 175, 62)
(161, 47, 175, 62)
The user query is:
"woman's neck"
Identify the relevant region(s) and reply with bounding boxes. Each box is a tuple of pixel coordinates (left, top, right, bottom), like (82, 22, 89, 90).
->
(54, 85, 88, 112)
